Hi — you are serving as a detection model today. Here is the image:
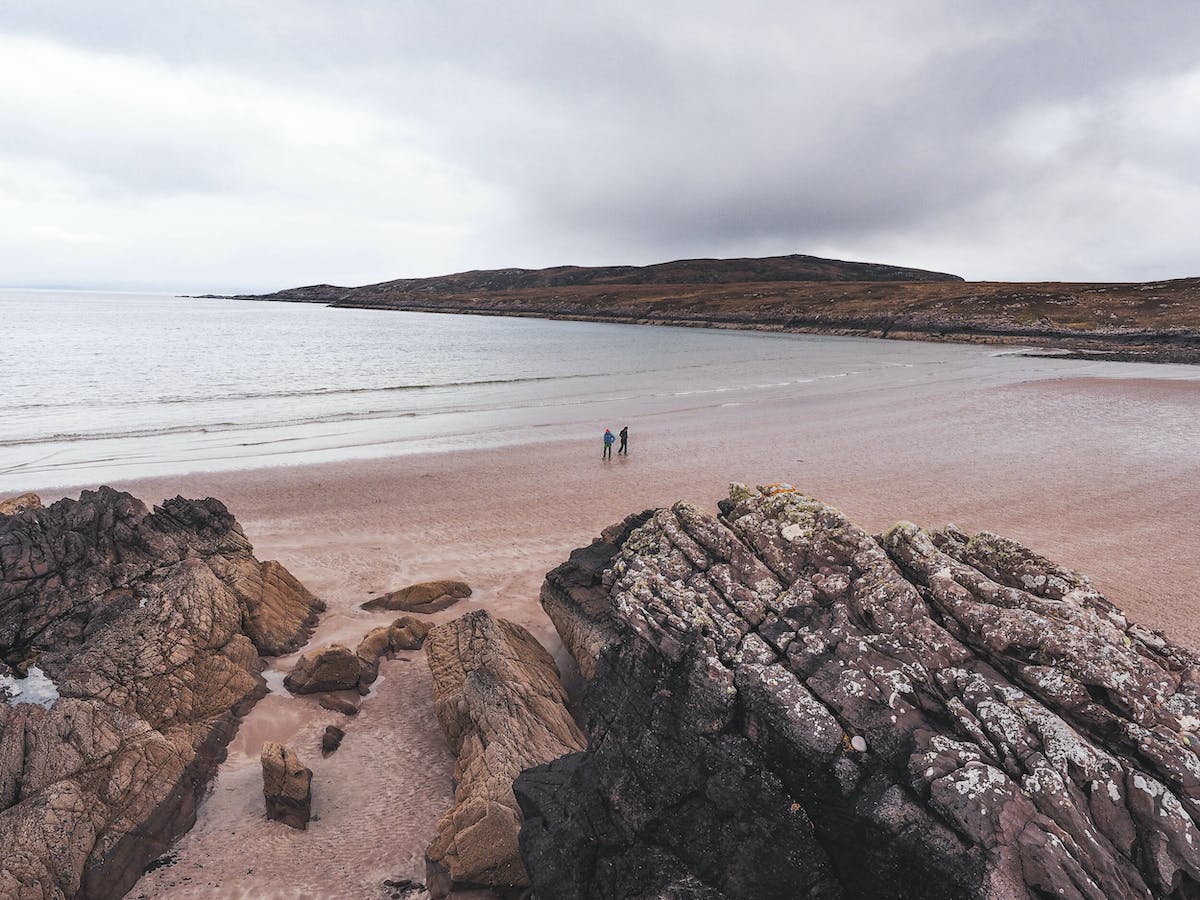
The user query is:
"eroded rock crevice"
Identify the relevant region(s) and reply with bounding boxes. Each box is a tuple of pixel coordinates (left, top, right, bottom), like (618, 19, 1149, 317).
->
(424, 609, 584, 898)
(518, 484, 1200, 900)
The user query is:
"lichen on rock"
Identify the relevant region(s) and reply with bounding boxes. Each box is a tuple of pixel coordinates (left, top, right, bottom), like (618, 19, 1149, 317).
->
(517, 483, 1200, 899)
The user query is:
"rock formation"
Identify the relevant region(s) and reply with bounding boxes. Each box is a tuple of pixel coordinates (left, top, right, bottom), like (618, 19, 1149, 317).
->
(0, 487, 323, 899)
(363, 579, 472, 613)
(424, 609, 585, 898)
(261, 741, 313, 830)
(517, 484, 1200, 899)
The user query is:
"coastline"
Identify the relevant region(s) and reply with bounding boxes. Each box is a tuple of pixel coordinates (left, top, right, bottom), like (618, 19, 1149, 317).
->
(217, 276, 1200, 365)
(29, 369, 1188, 897)
(359, 303, 1200, 364)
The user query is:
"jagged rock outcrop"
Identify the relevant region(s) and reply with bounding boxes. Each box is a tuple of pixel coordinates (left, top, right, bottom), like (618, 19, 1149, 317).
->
(284, 644, 364, 694)
(0, 492, 42, 516)
(0, 487, 323, 899)
(517, 484, 1200, 899)
(363, 579, 472, 613)
(261, 741, 313, 830)
(424, 609, 585, 898)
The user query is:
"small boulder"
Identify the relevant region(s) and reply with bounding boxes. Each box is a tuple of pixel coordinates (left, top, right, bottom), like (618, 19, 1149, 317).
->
(321, 725, 345, 756)
(362, 580, 471, 614)
(390, 615, 432, 650)
(0, 492, 42, 516)
(284, 644, 362, 694)
(261, 742, 312, 830)
(355, 626, 393, 683)
(318, 693, 359, 716)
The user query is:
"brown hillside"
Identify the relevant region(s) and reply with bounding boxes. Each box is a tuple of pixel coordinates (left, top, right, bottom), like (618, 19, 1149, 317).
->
(241, 255, 1200, 363)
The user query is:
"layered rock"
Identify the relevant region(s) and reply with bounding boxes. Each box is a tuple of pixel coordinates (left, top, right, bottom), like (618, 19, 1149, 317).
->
(424, 609, 584, 897)
(261, 742, 313, 830)
(363, 579, 472, 613)
(517, 484, 1200, 899)
(0, 487, 323, 899)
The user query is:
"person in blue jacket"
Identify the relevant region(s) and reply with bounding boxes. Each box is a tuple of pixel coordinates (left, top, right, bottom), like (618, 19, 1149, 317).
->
(603, 428, 615, 460)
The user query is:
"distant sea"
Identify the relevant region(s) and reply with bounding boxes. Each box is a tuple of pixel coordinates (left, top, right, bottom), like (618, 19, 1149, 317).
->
(1, 290, 1194, 493)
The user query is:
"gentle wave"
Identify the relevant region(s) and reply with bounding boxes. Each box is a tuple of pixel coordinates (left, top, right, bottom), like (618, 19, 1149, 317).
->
(1, 373, 594, 413)
(0, 411, 420, 448)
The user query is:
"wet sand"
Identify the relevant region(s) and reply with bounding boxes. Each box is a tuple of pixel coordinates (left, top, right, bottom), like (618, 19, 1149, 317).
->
(81, 371, 1199, 898)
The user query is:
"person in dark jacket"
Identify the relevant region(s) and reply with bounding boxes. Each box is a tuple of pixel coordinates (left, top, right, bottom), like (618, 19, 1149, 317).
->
(618, 425, 628, 455)
(603, 428, 615, 460)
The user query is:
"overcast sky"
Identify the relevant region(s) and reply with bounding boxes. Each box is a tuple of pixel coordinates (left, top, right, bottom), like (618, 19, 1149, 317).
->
(2, 2, 1199, 291)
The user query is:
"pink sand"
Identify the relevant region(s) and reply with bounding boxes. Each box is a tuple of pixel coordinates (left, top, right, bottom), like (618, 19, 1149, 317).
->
(77, 371, 1198, 898)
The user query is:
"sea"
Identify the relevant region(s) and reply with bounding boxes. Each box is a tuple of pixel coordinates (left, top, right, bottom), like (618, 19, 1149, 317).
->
(1, 290, 1196, 494)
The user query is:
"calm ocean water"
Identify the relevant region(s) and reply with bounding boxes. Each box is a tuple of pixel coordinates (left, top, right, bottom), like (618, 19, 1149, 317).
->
(1, 290, 1194, 492)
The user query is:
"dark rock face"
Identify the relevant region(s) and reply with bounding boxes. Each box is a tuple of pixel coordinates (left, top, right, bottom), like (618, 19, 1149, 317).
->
(362, 579, 472, 613)
(261, 741, 313, 830)
(424, 609, 585, 898)
(0, 487, 323, 899)
(516, 484, 1200, 899)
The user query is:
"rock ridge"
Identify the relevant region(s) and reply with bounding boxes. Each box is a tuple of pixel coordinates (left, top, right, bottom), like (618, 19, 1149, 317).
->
(516, 484, 1200, 899)
(424, 609, 585, 897)
(0, 486, 323, 899)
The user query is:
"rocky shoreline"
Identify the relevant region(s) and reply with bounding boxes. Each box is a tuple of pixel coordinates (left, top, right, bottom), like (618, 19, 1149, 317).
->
(328, 300, 1200, 364)
(217, 253, 1200, 364)
(7, 481, 1200, 898)
(519, 484, 1200, 898)
(0, 488, 323, 898)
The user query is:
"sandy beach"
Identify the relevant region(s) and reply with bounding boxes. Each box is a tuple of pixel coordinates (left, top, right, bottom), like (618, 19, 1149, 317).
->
(11, 367, 1168, 898)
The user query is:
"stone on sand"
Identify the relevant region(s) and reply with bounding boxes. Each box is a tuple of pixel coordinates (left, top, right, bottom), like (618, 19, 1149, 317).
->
(362, 579, 472, 614)
(284, 644, 363, 694)
(390, 615, 433, 650)
(261, 742, 312, 830)
(318, 693, 360, 716)
(321, 725, 346, 756)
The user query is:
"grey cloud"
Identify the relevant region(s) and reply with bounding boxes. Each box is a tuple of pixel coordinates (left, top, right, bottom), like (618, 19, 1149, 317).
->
(2, 1, 1200, 288)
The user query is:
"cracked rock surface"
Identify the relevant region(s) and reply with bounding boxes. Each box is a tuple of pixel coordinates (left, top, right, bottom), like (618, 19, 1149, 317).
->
(0, 487, 323, 899)
(261, 741, 313, 830)
(424, 609, 584, 898)
(517, 484, 1200, 899)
